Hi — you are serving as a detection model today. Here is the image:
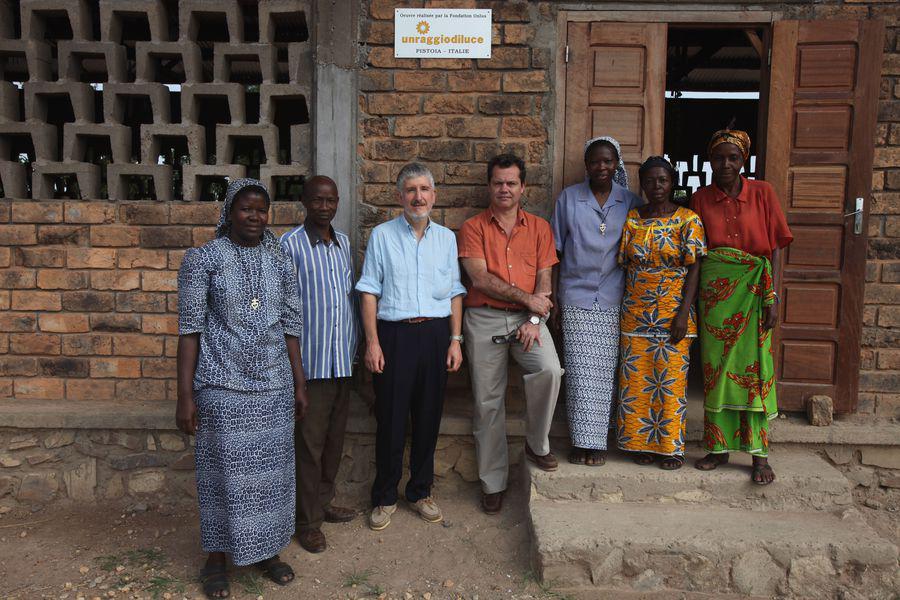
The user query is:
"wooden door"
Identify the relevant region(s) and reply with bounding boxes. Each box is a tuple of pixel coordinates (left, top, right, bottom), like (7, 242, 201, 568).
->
(563, 22, 666, 192)
(765, 20, 884, 412)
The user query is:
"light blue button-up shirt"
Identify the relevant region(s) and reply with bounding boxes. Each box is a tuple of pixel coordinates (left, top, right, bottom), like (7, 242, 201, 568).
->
(356, 216, 466, 321)
(551, 180, 644, 310)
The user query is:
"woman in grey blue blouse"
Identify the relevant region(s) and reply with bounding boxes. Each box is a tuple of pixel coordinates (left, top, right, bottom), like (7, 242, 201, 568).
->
(176, 179, 308, 598)
(551, 137, 643, 467)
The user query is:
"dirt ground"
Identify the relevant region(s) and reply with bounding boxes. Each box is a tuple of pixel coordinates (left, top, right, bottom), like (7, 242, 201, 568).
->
(0, 467, 566, 600)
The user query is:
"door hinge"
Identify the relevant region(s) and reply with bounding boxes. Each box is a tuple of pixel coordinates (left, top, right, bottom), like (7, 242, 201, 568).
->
(565, 45, 570, 63)
(767, 47, 772, 66)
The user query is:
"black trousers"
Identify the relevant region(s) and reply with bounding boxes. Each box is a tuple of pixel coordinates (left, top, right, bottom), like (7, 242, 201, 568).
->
(371, 317, 449, 507)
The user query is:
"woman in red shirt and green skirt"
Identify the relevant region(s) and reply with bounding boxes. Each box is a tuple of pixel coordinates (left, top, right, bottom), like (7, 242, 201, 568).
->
(689, 129, 793, 485)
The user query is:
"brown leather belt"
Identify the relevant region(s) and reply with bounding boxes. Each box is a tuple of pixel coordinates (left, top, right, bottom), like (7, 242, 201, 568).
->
(402, 317, 436, 324)
(483, 305, 525, 313)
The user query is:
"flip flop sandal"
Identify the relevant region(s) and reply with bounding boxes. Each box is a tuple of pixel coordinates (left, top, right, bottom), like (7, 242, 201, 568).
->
(585, 450, 606, 467)
(632, 453, 655, 466)
(752, 463, 775, 486)
(567, 448, 586, 465)
(659, 456, 685, 470)
(255, 555, 295, 586)
(199, 564, 230, 599)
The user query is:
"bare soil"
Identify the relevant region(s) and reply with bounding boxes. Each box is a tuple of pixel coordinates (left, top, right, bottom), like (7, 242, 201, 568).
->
(0, 468, 565, 600)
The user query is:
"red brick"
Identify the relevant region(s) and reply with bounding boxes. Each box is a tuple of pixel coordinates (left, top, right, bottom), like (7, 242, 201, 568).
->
(67, 248, 117, 269)
(362, 117, 391, 137)
(0, 224, 37, 245)
(17, 247, 66, 267)
(366, 46, 417, 69)
(90, 357, 141, 378)
(66, 379, 116, 401)
(11, 291, 61, 311)
(394, 116, 444, 138)
(38, 313, 90, 333)
(14, 377, 64, 400)
(0, 291, 8, 310)
(64, 202, 117, 224)
(91, 270, 141, 291)
(141, 271, 178, 292)
(362, 161, 393, 183)
(478, 95, 532, 115)
(9, 333, 60, 355)
(0, 356, 37, 376)
(367, 93, 420, 115)
(62, 291, 115, 312)
(423, 94, 476, 114)
(115, 379, 168, 401)
(447, 72, 501, 92)
(61, 334, 112, 356)
(419, 58, 471, 70)
(503, 23, 534, 45)
(140, 226, 193, 248)
(364, 184, 399, 206)
(37, 225, 89, 245)
(116, 292, 167, 313)
(370, 140, 419, 161)
(0, 312, 36, 332)
(167, 250, 187, 270)
(364, 20, 394, 44)
(532, 48, 551, 69)
(0, 378, 10, 398)
(34, 271, 86, 294)
(502, 71, 549, 93)
(38, 357, 89, 378)
(446, 116, 500, 139)
(169, 204, 221, 225)
(120, 203, 169, 225)
(501, 116, 546, 138)
(142, 357, 176, 378)
(489, 1, 530, 22)
(360, 71, 394, 92)
(166, 294, 179, 313)
(0, 247, 9, 267)
(481, 47, 530, 70)
(370, 0, 423, 20)
(90, 313, 141, 332)
(445, 164, 487, 185)
(112, 334, 165, 356)
(11, 201, 64, 223)
(419, 140, 472, 161)
(0, 269, 37, 289)
(394, 72, 447, 92)
(192, 227, 216, 246)
(115, 249, 168, 269)
(90, 225, 141, 247)
(141, 314, 178, 335)
(271, 203, 305, 226)
(165, 336, 178, 358)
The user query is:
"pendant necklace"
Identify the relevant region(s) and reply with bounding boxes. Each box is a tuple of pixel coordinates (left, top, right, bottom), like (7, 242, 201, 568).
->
(599, 206, 611, 235)
(234, 242, 262, 310)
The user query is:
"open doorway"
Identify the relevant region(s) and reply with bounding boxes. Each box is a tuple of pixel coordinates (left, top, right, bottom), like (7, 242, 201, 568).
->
(662, 25, 769, 398)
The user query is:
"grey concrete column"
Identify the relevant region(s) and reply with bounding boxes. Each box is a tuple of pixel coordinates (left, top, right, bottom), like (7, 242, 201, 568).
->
(313, 0, 359, 242)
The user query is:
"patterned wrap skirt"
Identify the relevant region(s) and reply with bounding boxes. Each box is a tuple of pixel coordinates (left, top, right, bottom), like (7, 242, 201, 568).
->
(194, 387, 295, 566)
(561, 303, 620, 450)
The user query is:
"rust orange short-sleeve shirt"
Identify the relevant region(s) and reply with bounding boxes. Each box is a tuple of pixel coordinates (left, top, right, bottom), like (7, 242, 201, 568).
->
(689, 177, 793, 259)
(457, 208, 559, 310)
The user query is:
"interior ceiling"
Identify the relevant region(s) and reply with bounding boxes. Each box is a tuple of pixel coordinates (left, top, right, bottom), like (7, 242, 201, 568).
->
(667, 28, 764, 92)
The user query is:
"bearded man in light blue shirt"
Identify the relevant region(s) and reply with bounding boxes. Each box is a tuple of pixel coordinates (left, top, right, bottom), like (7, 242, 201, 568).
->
(356, 162, 466, 531)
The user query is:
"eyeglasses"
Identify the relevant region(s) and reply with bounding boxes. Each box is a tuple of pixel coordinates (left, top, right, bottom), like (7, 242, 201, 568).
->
(491, 331, 520, 345)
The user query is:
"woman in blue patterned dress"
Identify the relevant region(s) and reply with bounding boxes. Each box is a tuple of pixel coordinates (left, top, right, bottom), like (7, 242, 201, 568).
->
(176, 178, 308, 598)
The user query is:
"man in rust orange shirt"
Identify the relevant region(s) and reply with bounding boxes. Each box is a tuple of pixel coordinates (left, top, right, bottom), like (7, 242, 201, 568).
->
(458, 154, 563, 515)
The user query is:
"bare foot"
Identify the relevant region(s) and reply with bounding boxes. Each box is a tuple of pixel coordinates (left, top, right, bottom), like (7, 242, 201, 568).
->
(694, 452, 729, 471)
(752, 456, 775, 485)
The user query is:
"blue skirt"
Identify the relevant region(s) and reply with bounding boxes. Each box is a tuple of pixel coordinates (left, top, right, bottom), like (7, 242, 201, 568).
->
(194, 387, 295, 566)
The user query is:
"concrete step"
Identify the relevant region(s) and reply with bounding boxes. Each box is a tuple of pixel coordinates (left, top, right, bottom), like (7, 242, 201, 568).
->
(530, 500, 899, 598)
(526, 446, 853, 511)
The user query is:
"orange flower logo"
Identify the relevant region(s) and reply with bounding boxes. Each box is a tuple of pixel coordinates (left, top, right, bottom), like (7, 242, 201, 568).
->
(416, 20, 430, 34)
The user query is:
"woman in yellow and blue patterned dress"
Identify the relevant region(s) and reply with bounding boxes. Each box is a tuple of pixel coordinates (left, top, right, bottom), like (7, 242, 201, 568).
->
(616, 157, 706, 469)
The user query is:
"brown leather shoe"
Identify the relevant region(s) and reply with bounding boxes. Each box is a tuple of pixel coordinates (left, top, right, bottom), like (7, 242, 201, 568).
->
(323, 505, 356, 523)
(525, 444, 558, 471)
(297, 528, 326, 553)
(481, 491, 504, 515)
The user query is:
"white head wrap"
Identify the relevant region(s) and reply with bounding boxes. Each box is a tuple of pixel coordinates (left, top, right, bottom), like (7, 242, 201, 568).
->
(583, 136, 628, 188)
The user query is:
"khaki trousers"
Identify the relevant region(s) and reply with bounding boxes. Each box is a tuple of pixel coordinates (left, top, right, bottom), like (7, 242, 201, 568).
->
(463, 306, 563, 494)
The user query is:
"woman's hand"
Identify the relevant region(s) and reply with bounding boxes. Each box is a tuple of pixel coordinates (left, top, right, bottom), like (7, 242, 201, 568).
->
(294, 385, 309, 421)
(175, 395, 198, 435)
(763, 304, 778, 330)
(669, 313, 689, 343)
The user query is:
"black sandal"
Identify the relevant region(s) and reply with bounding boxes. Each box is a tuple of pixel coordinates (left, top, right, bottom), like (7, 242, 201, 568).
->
(659, 455, 684, 470)
(199, 563, 230, 599)
(584, 449, 606, 467)
(632, 452, 655, 466)
(255, 555, 295, 586)
(568, 448, 586, 465)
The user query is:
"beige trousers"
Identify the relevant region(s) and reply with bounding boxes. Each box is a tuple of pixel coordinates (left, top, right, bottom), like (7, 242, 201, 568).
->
(463, 306, 563, 494)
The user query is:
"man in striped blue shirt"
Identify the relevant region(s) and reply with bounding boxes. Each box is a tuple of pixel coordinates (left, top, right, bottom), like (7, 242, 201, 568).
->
(280, 175, 360, 554)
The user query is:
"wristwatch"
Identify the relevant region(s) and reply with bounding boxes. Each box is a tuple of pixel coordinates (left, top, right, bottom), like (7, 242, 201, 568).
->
(529, 315, 541, 326)
(450, 334, 464, 343)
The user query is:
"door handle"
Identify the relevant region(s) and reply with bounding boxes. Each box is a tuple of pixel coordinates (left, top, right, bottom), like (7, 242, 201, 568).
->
(843, 197, 863, 235)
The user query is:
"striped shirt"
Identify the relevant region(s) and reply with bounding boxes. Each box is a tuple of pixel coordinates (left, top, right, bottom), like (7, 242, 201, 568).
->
(281, 224, 359, 380)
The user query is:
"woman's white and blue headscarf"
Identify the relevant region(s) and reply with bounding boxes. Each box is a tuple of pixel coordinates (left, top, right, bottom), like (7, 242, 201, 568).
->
(583, 136, 629, 189)
(216, 177, 281, 253)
